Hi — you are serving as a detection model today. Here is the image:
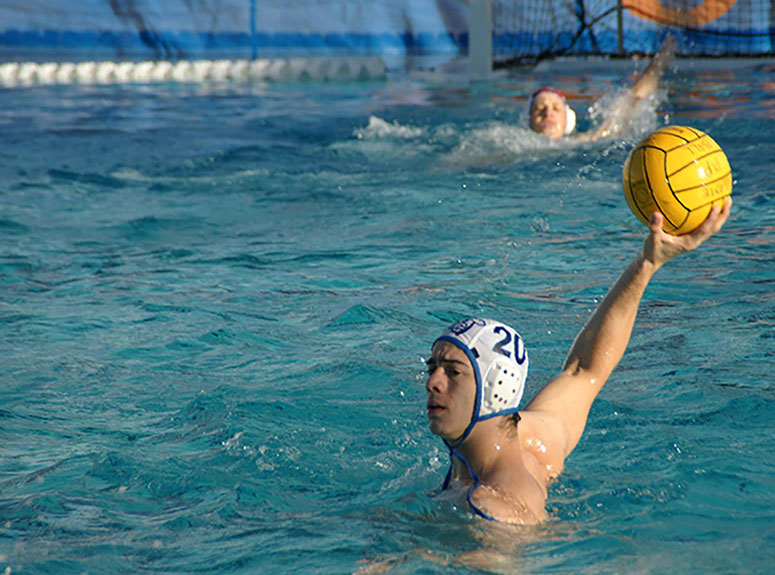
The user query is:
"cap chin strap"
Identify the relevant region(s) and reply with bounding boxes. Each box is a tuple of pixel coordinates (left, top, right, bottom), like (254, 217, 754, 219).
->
(440, 403, 519, 523)
(440, 384, 497, 521)
(442, 441, 496, 521)
(434, 334, 505, 522)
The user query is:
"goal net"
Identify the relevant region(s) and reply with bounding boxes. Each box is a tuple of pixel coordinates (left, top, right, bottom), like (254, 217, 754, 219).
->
(492, 0, 774, 65)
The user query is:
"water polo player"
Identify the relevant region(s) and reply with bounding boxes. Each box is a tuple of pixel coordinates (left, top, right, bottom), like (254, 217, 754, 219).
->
(528, 87, 577, 140)
(425, 200, 731, 526)
(529, 36, 676, 142)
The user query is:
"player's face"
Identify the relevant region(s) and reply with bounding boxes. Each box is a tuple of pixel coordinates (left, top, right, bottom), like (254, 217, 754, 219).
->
(425, 341, 476, 442)
(530, 92, 567, 140)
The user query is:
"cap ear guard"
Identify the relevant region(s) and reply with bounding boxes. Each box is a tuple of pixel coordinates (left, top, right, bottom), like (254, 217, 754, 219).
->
(564, 104, 576, 135)
(482, 356, 524, 415)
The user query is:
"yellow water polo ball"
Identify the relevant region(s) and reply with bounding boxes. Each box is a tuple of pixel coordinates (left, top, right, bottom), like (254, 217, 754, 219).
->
(623, 125, 732, 235)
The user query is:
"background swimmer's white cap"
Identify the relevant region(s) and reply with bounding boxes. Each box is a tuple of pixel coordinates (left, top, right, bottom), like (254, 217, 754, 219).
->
(564, 104, 576, 135)
(434, 318, 528, 427)
(530, 87, 576, 135)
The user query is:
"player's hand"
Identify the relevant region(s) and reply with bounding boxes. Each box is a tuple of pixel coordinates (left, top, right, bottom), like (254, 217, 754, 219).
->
(643, 198, 731, 269)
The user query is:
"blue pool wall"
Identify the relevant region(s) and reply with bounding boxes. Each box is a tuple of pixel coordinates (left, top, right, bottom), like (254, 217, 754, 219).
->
(0, 1, 465, 61)
(0, 1, 772, 62)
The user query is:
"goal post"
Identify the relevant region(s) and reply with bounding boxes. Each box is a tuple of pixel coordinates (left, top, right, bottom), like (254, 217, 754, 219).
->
(469, 0, 493, 78)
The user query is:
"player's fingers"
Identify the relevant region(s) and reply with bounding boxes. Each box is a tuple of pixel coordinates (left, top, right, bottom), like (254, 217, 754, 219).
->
(649, 211, 664, 234)
(686, 198, 731, 246)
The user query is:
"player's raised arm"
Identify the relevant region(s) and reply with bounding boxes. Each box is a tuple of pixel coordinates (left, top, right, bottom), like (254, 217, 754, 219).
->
(524, 200, 731, 456)
(577, 36, 676, 142)
(629, 35, 677, 101)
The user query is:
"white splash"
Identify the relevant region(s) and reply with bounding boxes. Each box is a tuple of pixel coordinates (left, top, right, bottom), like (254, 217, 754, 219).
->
(354, 115, 426, 140)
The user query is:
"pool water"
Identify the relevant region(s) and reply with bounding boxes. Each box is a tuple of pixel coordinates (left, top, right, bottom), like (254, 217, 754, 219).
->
(1, 59, 773, 575)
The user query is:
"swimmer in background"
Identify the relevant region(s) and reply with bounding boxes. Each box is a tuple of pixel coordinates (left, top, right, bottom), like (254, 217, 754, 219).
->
(529, 36, 677, 142)
(355, 199, 730, 574)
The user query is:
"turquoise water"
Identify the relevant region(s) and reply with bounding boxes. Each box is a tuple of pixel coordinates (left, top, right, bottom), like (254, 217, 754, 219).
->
(1, 61, 773, 575)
